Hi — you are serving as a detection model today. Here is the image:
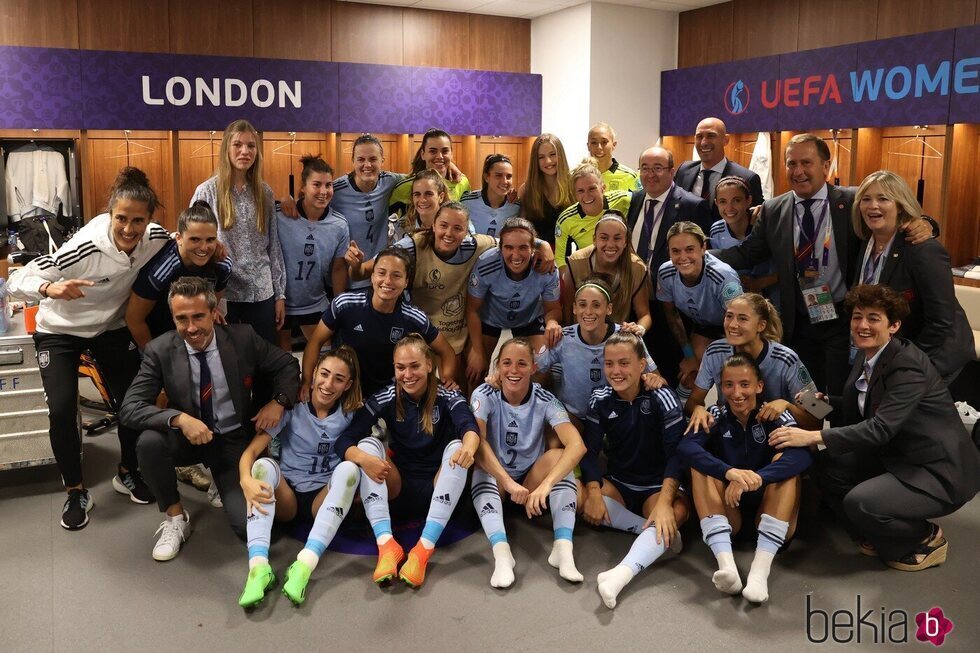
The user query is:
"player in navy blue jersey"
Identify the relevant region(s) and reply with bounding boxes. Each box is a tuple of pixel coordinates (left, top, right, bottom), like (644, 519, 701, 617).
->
(301, 247, 457, 399)
(535, 274, 664, 427)
(236, 346, 363, 608)
(709, 176, 777, 306)
(685, 292, 819, 432)
(466, 217, 562, 388)
(470, 338, 586, 587)
(579, 331, 690, 609)
(462, 154, 521, 237)
(337, 335, 480, 588)
(127, 201, 232, 349)
(677, 353, 812, 604)
(275, 155, 349, 349)
(657, 221, 743, 402)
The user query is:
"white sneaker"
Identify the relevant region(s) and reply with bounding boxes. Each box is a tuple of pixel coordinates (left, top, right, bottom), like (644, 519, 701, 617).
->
(207, 481, 223, 508)
(152, 512, 191, 561)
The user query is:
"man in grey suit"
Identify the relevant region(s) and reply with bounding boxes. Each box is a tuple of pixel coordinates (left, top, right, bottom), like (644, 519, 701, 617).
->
(770, 285, 980, 571)
(120, 276, 299, 561)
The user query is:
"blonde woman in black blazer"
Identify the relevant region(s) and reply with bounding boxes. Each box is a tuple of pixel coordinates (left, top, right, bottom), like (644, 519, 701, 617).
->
(769, 286, 980, 571)
(850, 170, 973, 382)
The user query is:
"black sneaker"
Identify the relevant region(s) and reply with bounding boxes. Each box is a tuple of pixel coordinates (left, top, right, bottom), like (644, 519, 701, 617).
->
(61, 489, 94, 530)
(112, 466, 155, 505)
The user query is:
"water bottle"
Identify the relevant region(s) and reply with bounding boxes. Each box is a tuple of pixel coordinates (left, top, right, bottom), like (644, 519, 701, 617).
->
(7, 228, 17, 249)
(0, 278, 10, 335)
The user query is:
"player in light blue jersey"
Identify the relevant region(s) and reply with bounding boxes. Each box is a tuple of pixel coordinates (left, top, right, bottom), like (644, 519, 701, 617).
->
(462, 154, 521, 237)
(470, 338, 586, 588)
(535, 274, 664, 424)
(709, 176, 777, 302)
(466, 217, 562, 388)
(276, 155, 350, 347)
(657, 221, 743, 402)
(328, 135, 404, 289)
(237, 346, 363, 608)
(685, 292, 820, 432)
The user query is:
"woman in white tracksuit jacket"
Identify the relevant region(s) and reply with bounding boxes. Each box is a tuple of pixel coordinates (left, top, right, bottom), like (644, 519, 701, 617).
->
(6, 167, 171, 530)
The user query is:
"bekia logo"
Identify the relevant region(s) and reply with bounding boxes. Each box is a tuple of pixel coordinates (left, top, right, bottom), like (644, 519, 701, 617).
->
(725, 79, 749, 115)
(806, 595, 955, 647)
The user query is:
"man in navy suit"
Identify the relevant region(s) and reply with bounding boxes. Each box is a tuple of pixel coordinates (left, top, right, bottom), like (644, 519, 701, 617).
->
(674, 117, 764, 219)
(625, 146, 711, 384)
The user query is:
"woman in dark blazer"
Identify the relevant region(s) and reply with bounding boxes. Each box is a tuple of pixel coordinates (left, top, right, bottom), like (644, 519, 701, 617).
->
(769, 285, 980, 571)
(850, 170, 973, 383)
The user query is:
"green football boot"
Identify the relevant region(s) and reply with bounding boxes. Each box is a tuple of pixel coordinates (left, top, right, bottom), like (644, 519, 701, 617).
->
(238, 564, 276, 608)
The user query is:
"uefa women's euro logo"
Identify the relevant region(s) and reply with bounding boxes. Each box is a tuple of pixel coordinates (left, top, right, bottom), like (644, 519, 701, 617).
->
(725, 80, 749, 115)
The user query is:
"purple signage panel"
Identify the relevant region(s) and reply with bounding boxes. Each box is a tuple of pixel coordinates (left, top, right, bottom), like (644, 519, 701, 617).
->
(0, 46, 82, 129)
(849, 30, 953, 128)
(81, 50, 174, 129)
(949, 24, 980, 124)
(659, 27, 978, 135)
(0, 47, 541, 136)
(714, 56, 780, 134)
(776, 45, 858, 132)
(338, 63, 414, 134)
(660, 65, 715, 136)
(480, 70, 541, 137)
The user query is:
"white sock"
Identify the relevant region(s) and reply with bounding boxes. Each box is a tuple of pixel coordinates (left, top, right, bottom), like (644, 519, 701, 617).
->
(420, 440, 467, 549)
(548, 539, 583, 583)
(602, 496, 646, 534)
(300, 461, 359, 572)
(596, 565, 634, 609)
(491, 542, 516, 589)
(356, 438, 391, 545)
(712, 551, 743, 595)
(742, 551, 776, 603)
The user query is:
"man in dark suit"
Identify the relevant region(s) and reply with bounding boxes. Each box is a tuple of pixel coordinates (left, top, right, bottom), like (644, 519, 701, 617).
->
(120, 276, 300, 561)
(674, 117, 764, 219)
(770, 286, 980, 570)
(715, 134, 934, 398)
(625, 145, 711, 384)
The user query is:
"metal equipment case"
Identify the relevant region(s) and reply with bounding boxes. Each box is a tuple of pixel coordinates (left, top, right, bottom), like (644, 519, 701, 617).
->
(0, 320, 53, 470)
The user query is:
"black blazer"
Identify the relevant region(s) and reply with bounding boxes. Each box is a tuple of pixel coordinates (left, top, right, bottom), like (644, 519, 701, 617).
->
(675, 159, 764, 221)
(120, 324, 300, 438)
(715, 184, 860, 343)
(853, 237, 974, 382)
(625, 183, 712, 277)
(822, 338, 980, 506)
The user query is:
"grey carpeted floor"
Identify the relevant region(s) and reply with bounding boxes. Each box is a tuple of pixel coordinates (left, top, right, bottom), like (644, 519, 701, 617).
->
(2, 427, 978, 653)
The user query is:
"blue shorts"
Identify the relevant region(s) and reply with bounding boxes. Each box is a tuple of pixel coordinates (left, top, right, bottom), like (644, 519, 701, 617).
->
(481, 316, 544, 338)
(286, 478, 327, 524)
(604, 475, 688, 516)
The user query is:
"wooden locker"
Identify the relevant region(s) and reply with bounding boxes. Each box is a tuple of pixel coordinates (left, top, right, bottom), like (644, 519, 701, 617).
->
(336, 133, 405, 178)
(84, 130, 175, 231)
(176, 132, 221, 215)
(261, 132, 330, 201)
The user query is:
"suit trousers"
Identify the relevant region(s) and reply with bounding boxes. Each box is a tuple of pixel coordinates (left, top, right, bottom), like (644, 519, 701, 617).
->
(789, 304, 850, 399)
(644, 299, 682, 386)
(34, 328, 141, 487)
(818, 450, 956, 560)
(136, 427, 248, 540)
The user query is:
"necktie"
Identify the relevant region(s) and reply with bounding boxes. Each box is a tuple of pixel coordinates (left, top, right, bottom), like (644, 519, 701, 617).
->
(862, 251, 878, 285)
(700, 169, 713, 201)
(856, 362, 872, 415)
(194, 351, 215, 431)
(795, 198, 817, 274)
(637, 198, 659, 261)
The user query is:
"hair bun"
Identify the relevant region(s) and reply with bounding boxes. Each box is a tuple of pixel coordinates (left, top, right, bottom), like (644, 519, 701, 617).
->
(115, 166, 149, 188)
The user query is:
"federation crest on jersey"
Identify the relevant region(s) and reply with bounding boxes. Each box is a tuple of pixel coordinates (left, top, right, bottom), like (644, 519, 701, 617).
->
(751, 423, 766, 444)
(37, 350, 49, 368)
(798, 365, 812, 386)
(640, 398, 651, 414)
(722, 281, 742, 302)
(304, 243, 314, 256)
(431, 406, 441, 424)
(470, 397, 481, 414)
(469, 273, 479, 287)
(317, 441, 329, 455)
(590, 368, 601, 382)
(506, 431, 518, 446)
(389, 327, 404, 343)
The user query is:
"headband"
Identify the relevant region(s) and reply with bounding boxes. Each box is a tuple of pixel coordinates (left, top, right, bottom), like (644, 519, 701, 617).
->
(596, 213, 627, 228)
(576, 282, 612, 302)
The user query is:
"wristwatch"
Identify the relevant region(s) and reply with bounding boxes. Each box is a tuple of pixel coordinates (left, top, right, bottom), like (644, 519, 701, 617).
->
(273, 393, 290, 408)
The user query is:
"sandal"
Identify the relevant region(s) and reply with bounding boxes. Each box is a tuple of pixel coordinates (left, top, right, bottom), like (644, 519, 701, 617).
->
(885, 524, 947, 572)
